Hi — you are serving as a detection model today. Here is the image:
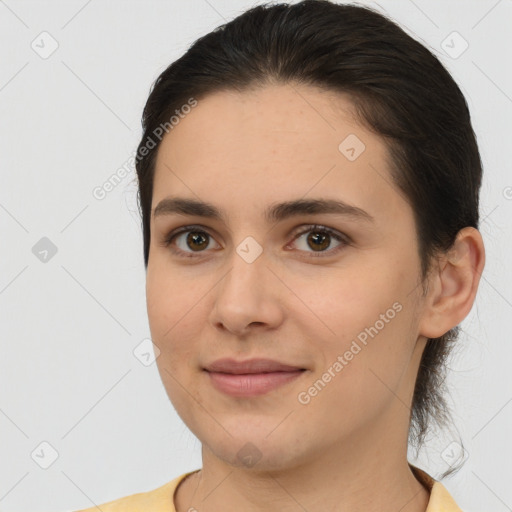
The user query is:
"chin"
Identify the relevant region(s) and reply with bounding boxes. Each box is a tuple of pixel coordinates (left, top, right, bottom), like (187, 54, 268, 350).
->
(200, 428, 308, 472)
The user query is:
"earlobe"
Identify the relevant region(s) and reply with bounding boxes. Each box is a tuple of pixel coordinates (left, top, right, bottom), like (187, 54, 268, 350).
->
(418, 227, 485, 339)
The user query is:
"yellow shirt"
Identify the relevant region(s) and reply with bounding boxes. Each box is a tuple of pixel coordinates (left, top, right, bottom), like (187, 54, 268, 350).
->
(73, 464, 463, 512)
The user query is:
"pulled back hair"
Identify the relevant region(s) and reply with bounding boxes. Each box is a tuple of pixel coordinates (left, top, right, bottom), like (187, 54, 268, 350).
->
(135, 0, 482, 477)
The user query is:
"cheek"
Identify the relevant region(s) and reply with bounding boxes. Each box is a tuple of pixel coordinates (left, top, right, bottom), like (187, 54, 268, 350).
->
(146, 262, 203, 339)
(146, 272, 197, 384)
(296, 306, 416, 437)
(298, 264, 417, 382)
(296, 263, 403, 335)
(147, 271, 211, 433)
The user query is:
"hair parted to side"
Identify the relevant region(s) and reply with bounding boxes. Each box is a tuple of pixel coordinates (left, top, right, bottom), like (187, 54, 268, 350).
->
(135, 0, 482, 478)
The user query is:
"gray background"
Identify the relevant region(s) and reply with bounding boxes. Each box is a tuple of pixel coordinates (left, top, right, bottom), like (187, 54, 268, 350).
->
(0, 1, 510, 511)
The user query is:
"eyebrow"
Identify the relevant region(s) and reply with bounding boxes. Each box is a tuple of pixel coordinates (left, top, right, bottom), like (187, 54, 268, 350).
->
(152, 197, 374, 224)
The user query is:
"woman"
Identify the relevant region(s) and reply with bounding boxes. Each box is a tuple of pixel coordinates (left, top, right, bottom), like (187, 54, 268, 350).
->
(77, 1, 485, 510)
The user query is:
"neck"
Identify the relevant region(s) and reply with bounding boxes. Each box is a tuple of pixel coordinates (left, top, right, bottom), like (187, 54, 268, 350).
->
(175, 433, 430, 512)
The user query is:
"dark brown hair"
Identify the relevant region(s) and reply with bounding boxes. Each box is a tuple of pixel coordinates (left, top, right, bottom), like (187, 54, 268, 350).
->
(135, 0, 482, 477)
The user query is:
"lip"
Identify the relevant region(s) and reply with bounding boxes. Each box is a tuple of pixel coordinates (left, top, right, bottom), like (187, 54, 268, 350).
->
(204, 357, 305, 374)
(203, 358, 307, 397)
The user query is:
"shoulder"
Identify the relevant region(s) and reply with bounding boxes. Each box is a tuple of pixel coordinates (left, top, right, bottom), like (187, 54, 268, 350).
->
(410, 464, 465, 512)
(71, 472, 195, 512)
(428, 480, 465, 512)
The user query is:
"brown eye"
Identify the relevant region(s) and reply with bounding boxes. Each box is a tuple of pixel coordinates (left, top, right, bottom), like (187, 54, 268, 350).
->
(186, 232, 209, 251)
(162, 226, 221, 258)
(306, 231, 331, 251)
(290, 224, 349, 257)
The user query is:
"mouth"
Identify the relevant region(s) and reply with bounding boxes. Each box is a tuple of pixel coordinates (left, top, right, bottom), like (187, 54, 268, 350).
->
(203, 358, 307, 397)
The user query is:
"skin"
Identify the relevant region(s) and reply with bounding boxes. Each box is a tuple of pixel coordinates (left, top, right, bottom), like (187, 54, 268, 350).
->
(145, 83, 485, 512)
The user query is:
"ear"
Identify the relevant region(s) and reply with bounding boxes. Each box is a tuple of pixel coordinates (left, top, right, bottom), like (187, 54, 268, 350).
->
(418, 227, 486, 339)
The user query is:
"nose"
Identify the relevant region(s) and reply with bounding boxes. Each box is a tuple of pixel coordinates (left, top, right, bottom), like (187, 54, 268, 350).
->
(209, 246, 285, 337)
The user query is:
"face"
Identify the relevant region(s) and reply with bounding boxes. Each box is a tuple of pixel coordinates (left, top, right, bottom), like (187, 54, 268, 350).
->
(146, 83, 428, 471)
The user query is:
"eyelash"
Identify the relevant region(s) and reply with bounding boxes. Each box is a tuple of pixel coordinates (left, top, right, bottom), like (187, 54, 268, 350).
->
(160, 224, 350, 260)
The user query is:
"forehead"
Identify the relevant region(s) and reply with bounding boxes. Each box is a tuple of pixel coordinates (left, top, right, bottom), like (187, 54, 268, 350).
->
(152, 83, 407, 227)
(157, 83, 367, 165)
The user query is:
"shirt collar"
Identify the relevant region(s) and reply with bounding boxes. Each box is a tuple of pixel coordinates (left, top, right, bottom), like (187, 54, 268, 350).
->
(409, 463, 464, 511)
